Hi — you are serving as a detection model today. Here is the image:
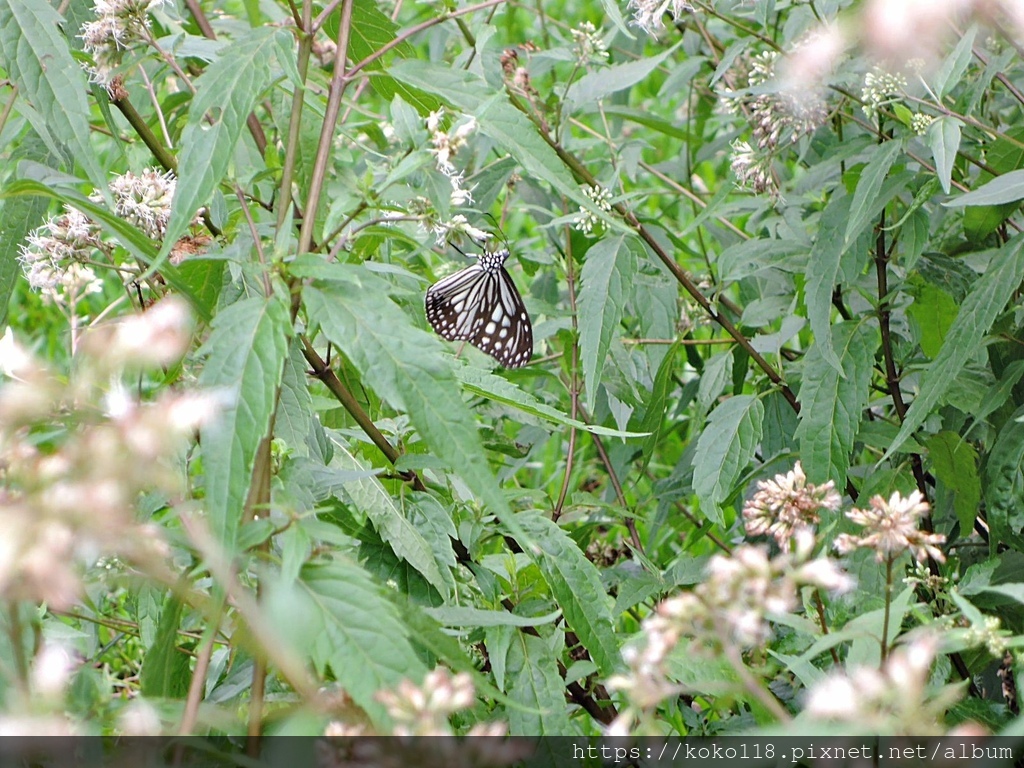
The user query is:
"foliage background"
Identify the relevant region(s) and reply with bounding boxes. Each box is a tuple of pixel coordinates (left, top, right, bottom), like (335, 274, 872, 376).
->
(0, 0, 1023, 739)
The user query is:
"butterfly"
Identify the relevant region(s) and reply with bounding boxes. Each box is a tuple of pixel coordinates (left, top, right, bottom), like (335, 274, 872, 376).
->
(425, 245, 533, 368)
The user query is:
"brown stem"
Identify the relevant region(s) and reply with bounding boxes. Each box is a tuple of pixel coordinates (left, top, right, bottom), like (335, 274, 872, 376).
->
(301, 337, 426, 491)
(178, 599, 224, 735)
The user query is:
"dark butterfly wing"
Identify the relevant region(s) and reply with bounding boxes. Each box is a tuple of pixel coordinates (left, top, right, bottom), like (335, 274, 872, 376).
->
(425, 263, 533, 368)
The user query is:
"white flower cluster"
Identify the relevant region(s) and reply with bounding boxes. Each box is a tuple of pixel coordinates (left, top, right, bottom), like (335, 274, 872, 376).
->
(19, 168, 181, 304)
(861, 66, 908, 121)
(574, 184, 613, 235)
(627, 0, 693, 35)
(80, 0, 165, 86)
(571, 21, 609, 64)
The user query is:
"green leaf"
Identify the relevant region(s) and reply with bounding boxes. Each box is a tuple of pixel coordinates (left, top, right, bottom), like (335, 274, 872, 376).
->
(926, 431, 981, 536)
(198, 296, 291, 548)
(907, 279, 958, 359)
(299, 562, 428, 725)
(927, 117, 963, 194)
(454, 363, 645, 437)
(598, 0, 635, 39)
(796, 322, 875, 487)
(423, 606, 562, 627)
(140, 596, 189, 698)
(806, 194, 854, 373)
(161, 28, 285, 259)
(0, 0, 107, 191)
(516, 512, 620, 677)
(326, 0, 440, 115)
(693, 395, 764, 526)
(933, 25, 977, 99)
(983, 406, 1024, 548)
(566, 44, 679, 109)
(390, 62, 605, 219)
(578, 235, 637, 410)
(639, 342, 680, 472)
(886, 236, 1024, 460)
(845, 140, 904, 245)
(329, 440, 456, 600)
(506, 633, 573, 735)
(946, 168, 1024, 207)
(304, 276, 534, 550)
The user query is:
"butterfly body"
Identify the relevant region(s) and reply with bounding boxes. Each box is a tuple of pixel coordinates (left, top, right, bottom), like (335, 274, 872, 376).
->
(425, 247, 533, 368)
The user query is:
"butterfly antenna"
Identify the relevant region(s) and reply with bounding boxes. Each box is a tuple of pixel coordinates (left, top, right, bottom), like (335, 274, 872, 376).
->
(484, 212, 512, 252)
(449, 241, 470, 259)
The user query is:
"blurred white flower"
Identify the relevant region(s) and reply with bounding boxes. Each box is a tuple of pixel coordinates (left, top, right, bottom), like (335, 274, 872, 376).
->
(627, 0, 693, 34)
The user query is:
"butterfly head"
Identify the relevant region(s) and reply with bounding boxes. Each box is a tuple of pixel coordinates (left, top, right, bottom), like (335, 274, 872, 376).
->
(477, 247, 511, 274)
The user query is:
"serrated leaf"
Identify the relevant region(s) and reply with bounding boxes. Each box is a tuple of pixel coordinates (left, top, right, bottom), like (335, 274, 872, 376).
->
(140, 596, 189, 698)
(693, 395, 764, 526)
(455, 363, 646, 437)
(198, 296, 291, 548)
(886, 236, 1024, 460)
(329, 441, 455, 600)
(303, 275, 534, 550)
(506, 632, 573, 735)
(927, 117, 963, 194)
(845, 140, 904, 245)
(983, 406, 1024, 548)
(639, 342, 679, 472)
(161, 28, 285, 259)
(946, 168, 1024, 207)
(806, 194, 854, 373)
(515, 512, 620, 677)
(0, 0, 107, 192)
(566, 44, 679, 109)
(795, 322, 875, 487)
(926, 431, 981, 535)
(299, 562, 427, 725)
(578, 235, 637, 410)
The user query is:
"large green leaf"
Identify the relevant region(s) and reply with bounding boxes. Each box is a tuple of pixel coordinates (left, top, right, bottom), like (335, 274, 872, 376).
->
(322, 0, 439, 115)
(566, 44, 679, 109)
(578, 235, 637, 410)
(139, 596, 189, 698)
(299, 562, 427, 725)
(983, 406, 1024, 550)
(845, 140, 904, 245)
(0, 0, 107, 191)
(161, 28, 285, 259)
(795, 322, 875, 487)
(198, 296, 291, 548)
(885, 235, 1024, 460)
(927, 117, 963, 195)
(303, 274, 533, 549)
(390, 62, 608, 220)
(506, 632, 573, 735)
(329, 440, 456, 601)
(805, 194, 853, 373)
(693, 394, 764, 526)
(926, 431, 981, 536)
(946, 168, 1024, 207)
(455, 364, 646, 438)
(516, 512, 620, 677)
